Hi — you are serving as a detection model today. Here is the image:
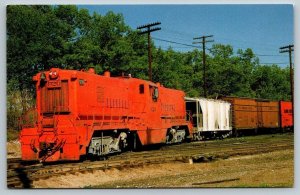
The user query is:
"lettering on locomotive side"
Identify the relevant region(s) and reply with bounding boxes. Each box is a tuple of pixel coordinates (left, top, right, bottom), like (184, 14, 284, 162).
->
(161, 104, 175, 112)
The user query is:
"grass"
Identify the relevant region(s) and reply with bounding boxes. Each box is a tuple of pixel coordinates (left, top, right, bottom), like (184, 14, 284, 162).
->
(7, 129, 19, 141)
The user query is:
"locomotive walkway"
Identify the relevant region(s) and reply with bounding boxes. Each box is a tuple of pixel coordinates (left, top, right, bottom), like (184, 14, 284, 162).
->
(7, 133, 293, 188)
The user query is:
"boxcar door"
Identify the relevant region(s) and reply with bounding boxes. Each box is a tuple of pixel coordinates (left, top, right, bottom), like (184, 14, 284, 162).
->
(257, 101, 263, 128)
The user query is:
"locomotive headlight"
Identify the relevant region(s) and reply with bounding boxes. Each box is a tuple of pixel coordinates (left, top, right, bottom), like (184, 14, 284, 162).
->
(49, 70, 58, 79)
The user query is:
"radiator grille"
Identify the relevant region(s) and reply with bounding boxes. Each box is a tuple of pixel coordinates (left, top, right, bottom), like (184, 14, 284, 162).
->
(41, 80, 69, 113)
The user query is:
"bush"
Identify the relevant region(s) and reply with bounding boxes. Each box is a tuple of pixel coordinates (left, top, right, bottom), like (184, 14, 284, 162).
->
(7, 85, 35, 137)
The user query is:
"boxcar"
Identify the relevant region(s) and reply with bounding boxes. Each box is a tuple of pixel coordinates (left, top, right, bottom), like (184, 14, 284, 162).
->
(256, 100, 279, 128)
(220, 97, 257, 130)
(279, 101, 293, 129)
(220, 96, 279, 133)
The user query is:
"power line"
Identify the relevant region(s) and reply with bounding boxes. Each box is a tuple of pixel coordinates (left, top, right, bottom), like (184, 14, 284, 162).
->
(153, 37, 200, 48)
(156, 43, 289, 65)
(154, 34, 292, 63)
(260, 62, 289, 64)
(256, 54, 288, 57)
(162, 46, 192, 48)
(153, 37, 290, 64)
(216, 36, 282, 49)
(154, 37, 287, 56)
(164, 28, 284, 51)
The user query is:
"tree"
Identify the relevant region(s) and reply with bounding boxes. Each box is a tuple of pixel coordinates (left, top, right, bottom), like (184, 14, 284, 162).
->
(251, 65, 290, 100)
(206, 44, 258, 98)
(7, 5, 77, 90)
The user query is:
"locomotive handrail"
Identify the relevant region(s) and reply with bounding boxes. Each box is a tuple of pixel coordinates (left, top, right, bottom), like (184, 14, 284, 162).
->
(186, 110, 193, 122)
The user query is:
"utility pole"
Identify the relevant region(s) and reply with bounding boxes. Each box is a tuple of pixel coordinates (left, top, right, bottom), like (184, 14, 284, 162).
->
(193, 35, 214, 97)
(137, 22, 161, 82)
(279, 44, 294, 123)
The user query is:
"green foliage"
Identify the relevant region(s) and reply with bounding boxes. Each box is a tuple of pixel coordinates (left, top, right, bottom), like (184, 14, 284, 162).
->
(7, 5, 76, 89)
(251, 65, 291, 100)
(7, 79, 35, 133)
(7, 5, 292, 132)
(7, 129, 20, 141)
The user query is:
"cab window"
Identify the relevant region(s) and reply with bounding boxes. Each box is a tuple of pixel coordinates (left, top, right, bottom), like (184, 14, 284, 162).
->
(149, 86, 159, 101)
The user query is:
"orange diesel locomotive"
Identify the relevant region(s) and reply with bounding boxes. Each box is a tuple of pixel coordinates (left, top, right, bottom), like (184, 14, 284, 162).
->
(20, 68, 192, 162)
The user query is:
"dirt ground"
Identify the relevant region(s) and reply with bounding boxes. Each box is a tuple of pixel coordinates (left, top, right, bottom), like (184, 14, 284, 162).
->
(7, 140, 21, 159)
(33, 149, 294, 188)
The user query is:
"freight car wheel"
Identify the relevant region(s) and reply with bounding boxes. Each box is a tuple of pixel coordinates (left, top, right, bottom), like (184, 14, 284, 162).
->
(194, 132, 204, 141)
(232, 129, 240, 137)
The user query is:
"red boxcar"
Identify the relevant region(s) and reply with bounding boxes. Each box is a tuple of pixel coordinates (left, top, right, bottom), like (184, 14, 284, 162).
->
(279, 101, 293, 129)
(20, 68, 192, 162)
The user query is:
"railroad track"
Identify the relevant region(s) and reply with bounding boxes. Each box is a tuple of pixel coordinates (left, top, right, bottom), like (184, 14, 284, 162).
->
(7, 133, 294, 188)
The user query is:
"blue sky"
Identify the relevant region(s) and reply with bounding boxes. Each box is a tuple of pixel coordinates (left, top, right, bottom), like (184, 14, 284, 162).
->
(78, 4, 294, 68)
